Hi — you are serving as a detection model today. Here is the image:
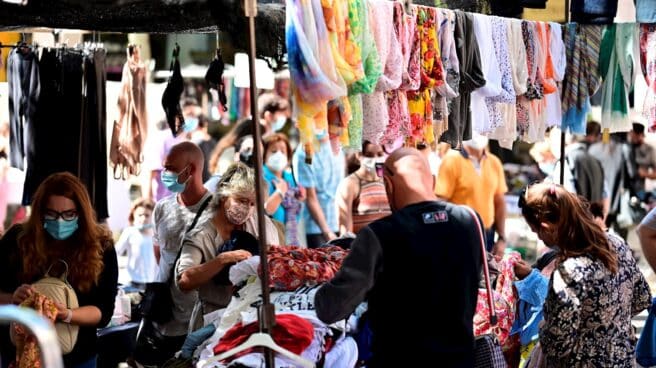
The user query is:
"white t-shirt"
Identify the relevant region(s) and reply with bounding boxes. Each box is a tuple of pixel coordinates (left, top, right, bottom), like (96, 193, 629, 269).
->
(115, 226, 158, 284)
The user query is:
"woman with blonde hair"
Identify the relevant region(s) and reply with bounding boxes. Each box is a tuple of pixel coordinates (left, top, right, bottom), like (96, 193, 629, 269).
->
(176, 162, 281, 330)
(519, 183, 650, 367)
(0, 172, 118, 368)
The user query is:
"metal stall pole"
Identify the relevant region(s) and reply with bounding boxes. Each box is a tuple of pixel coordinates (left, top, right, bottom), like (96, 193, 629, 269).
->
(560, 0, 571, 185)
(243, 0, 275, 366)
(0, 305, 64, 368)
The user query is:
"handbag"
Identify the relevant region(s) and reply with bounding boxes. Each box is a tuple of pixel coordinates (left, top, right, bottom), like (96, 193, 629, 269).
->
(31, 260, 79, 354)
(463, 206, 508, 368)
(637, 298, 656, 367)
(137, 194, 213, 323)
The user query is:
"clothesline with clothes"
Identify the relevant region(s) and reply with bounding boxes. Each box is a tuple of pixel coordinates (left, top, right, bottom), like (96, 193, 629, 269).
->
(286, 0, 656, 161)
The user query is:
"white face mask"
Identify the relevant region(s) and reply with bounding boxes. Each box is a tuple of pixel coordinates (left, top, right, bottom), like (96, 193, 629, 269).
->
(361, 157, 376, 171)
(266, 151, 288, 172)
(428, 152, 440, 174)
(463, 134, 489, 151)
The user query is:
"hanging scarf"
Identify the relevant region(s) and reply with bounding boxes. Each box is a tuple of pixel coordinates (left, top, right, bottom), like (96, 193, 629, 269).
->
(641, 24, 656, 132)
(599, 23, 639, 133)
(287, 0, 347, 161)
(346, 0, 381, 150)
(407, 5, 445, 144)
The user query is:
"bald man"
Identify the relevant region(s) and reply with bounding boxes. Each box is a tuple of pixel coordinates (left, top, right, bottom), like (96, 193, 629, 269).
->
(136, 141, 213, 366)
(315, 148, 482, 367)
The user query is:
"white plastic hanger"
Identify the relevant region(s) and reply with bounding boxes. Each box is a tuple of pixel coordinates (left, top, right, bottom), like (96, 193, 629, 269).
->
(202, 331, 315, 368)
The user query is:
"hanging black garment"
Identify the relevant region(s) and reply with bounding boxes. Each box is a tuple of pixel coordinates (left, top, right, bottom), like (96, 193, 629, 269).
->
(23, 48, 109, 219)
(7, 46, 40, 171)
(205, 50, 227, 111)
(441, 11, 485, 148)
(79, 49, 109, 219)
(162, 46, 184, 136)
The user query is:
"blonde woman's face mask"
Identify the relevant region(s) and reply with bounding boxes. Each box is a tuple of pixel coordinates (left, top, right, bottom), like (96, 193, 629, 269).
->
(225, 196, 255, 225)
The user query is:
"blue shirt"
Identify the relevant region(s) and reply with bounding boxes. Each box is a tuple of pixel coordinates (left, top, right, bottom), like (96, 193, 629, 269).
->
(636, 0, 656, 22)
(263, 165, 297, 223)
(293, 140, 344, 234)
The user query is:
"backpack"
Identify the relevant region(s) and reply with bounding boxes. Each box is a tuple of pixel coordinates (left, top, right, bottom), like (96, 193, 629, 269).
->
(31, 260, 79, 354)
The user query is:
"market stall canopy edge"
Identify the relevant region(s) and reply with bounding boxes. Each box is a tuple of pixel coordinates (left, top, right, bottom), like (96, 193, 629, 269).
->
(0, 0, 286, 62)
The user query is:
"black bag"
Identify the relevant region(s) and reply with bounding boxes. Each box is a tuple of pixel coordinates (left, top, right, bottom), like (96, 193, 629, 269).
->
(463, 206, 508, 368)
(138, 195, 213, 323)
(212, 229, 260, 285)
(133, 319, 186, 367)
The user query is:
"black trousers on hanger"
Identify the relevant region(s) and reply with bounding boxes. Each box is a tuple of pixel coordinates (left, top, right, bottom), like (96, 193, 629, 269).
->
(79, 49, 109, 220)
(24, 50, 83, 205)
(7, 48, 40, 171)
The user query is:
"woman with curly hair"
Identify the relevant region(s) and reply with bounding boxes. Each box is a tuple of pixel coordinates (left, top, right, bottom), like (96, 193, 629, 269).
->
(519, 183, 650, 367)
(0, 172, 118, 368)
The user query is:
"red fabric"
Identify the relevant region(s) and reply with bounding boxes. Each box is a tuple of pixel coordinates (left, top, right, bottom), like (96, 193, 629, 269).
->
(267, 245, 349, 291)
(213, 314, 314, 358)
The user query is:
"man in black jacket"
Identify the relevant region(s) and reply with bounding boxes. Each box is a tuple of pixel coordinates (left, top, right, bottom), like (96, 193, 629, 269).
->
(315, 148, 482, 367)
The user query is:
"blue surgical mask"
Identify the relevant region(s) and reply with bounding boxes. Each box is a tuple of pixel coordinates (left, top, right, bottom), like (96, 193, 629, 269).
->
(44, 218, 79, 240)
(183, 117, 199, 132)
(272, 116, 287, 132)
(266, 151, 288, 172)
(161, 166, 189, 193)
(315, 129, 328, 141)
(137, 223, 154, 231)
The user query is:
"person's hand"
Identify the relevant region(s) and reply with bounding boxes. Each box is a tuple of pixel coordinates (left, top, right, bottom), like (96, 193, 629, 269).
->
(53, 301, 69, 321)
(324, 231, 338, 241)
(12, 284, 34, 305)
(492, 239, 506, 262)
(514, 259, 532, 280)
(273, 178, 289, 196)
(296, 186, 307, 201)
(639, 167, 649, 178)
(220, 250, 252, 264)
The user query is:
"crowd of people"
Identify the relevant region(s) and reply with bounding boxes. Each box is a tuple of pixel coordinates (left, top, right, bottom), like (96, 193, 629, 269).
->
(0, 90, 655, 368)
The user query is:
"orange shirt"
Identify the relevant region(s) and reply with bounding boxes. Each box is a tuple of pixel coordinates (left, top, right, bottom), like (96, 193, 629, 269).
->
(435, 150, 507, 229)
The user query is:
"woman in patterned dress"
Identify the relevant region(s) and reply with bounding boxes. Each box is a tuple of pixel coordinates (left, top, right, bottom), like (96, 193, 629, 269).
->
(519, 183, 651, 367)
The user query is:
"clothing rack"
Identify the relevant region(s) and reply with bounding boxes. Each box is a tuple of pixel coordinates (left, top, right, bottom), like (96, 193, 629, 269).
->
(560, 0, 571, 186)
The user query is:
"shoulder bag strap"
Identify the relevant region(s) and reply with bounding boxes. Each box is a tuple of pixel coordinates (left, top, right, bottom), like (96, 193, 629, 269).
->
(167, 194, 213, 283)
(462, 205, 498, 327)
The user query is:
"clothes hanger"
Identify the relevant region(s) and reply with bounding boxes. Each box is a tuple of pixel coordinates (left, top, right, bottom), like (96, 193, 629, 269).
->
(202, 330, 315, 368)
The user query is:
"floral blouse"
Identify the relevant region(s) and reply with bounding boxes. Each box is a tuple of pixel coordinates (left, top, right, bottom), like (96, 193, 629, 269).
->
(541, 233, 651, 367)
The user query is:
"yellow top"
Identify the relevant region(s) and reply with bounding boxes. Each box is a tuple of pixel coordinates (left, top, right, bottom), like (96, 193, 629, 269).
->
(435, 149, 508, 229)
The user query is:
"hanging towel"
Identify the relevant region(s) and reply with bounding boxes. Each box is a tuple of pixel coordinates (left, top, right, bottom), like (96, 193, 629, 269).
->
(599, 23, 638, 133)
(361, 0, 403, 145)
(346, 0, 381, 150)
(642, 24, 656, 133)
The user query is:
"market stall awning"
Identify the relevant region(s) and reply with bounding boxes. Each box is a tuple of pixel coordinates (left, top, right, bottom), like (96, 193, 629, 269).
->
(0, 0, 286, 61)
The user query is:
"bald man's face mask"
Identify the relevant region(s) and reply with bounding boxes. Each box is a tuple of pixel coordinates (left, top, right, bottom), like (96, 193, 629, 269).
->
(161, 165, 190, 193)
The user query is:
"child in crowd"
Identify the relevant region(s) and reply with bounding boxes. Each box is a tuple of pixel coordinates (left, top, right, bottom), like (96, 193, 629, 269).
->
(116, 198, 158, 289)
